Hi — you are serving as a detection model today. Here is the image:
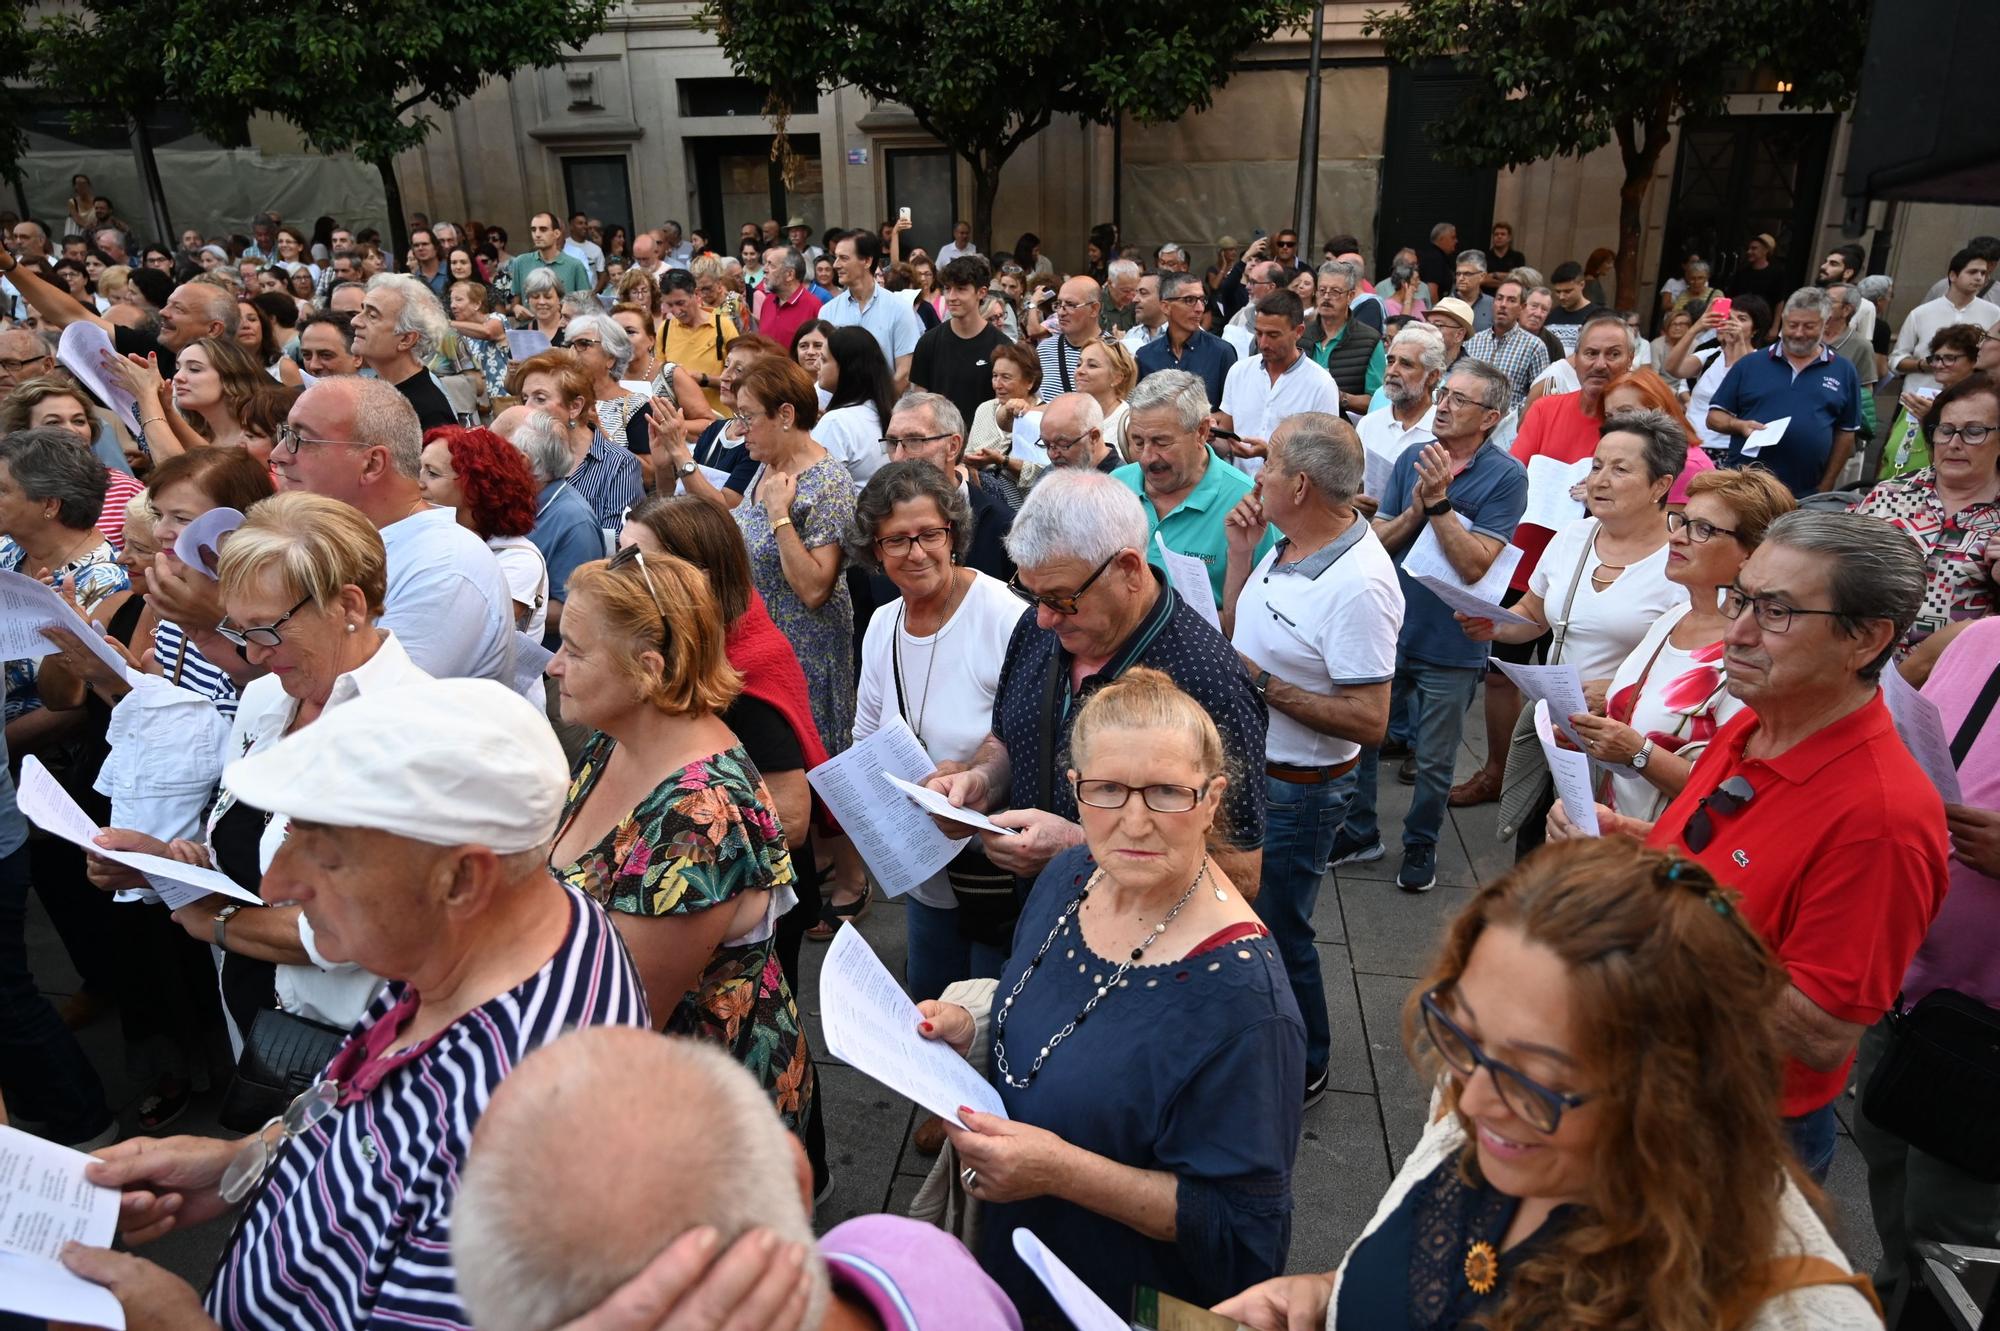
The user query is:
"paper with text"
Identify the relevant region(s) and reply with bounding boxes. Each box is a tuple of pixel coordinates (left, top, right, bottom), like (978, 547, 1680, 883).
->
(0, 569, 141, 686)
(679, 463, 733, 496)
(511, 633, 555, 698)
(1155, 534, 1220, 625)
(172, 507, 244, 579)
(1011, 1228, 1130, 1331)
(1739, 416, 1791, 458)
(806, 718, 970, 898)
(1011, 412, 1050, 468)
(882, 773, 1018, 838)
(1402, 516, 1523, 603)
(505, 330, 552, 360)
(1535, 700, 1600, 836)
(0, 1124, 125, 1328)
(1521, 454, 1592, 532)
(56, 321, 142, 438)
(1492, 659, 1590, 748)
(821, 923, 1008, 1127)
(1881, 666, 1962, 803)
(1410, 575, 1537, 631)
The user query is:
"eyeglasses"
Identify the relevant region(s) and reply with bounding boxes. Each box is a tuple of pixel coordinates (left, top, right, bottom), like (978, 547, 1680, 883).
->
(1683, 774, 1755, 854)
(1042, 430, 1096, 454)
(1720, 585, 1847, 634)
(1070, 776, 1209, 814)
(1166, 295, 1207, 307)
(1056, 299, 1095, 312)
(1008, 550, 1119, 616)
(274, 423, 358, 456)
(0, 355, 50, 374)
(1934, 422, 1997, 444)
(880, 431, 954, 450)
(568, 337, 600, 352)
(221, 1079, 339, 1203)
(1665, 511, 1741, 543)
(874, 525, 952, 558)
(1275, 239, 1297, 249)
(1419, 989, 1590, 1135)
(215, 594, 315, 648)
(1436, 388, 1496, 413)
(1927, 353, 1969, 366)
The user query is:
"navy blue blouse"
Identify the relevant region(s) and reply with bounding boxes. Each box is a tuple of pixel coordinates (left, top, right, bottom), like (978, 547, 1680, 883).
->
(976, 844, 1305, 1321)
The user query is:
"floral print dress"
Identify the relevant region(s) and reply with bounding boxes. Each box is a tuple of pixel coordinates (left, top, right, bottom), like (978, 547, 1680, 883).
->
(553, 734, 815, 1131)
(1600, 603, 1745, 822)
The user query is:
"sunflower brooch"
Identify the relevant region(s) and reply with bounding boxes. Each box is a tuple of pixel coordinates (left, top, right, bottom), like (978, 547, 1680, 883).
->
(1464, 1239, 1499, 1295)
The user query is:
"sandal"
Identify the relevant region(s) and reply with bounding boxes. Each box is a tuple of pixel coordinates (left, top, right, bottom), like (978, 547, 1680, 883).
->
(137, 1080, 192, 1133)
(804, 886, 871, 942)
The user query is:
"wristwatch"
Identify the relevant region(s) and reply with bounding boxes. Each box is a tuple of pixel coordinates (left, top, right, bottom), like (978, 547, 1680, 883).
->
(1252, 669, 1272, 697)
(1423, 497, 1454, 518)
(677, 460, 698, 479)
(1630, 739, 1655, 771)
(212, 903, 244, 948)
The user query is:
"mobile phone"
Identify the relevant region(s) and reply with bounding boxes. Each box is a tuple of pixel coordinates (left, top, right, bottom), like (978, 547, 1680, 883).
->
(1209, 427, 1241, 442)
(1710, 296, 1732, 320)
(1132, 1286, 1243, 1330)
(1252, 228, 1267, 240)
(898, 206, 912, 225)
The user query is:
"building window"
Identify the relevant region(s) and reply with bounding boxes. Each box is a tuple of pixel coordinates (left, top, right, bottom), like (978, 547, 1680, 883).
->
(678, 79, 818, 119)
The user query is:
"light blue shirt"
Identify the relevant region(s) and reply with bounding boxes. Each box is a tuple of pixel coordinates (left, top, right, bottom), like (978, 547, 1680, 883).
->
(820, 283, 923, 367)
(380, 506, 516, 686)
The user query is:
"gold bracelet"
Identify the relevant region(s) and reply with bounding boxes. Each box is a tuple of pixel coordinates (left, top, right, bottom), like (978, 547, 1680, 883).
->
(141, 416, 164, 428)
(771, 516, 794, 532)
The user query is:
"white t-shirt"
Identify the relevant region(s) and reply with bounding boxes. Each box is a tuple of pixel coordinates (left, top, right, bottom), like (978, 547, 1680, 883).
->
(1532, 357, 1579, 395)
(488, 533, 549, 639)
(1230, 526, 1404, 767)
(1602, 602, 1746, 822)
(564, 237, 606, 280)
(1528, 517, 1685, 685)
(853, 571, 1025, 909)
(381, 506, 517, 685)
(815, 402, 888, 489)
(1687, 350, 1734, 451)
(1219, 353, 1343, 475)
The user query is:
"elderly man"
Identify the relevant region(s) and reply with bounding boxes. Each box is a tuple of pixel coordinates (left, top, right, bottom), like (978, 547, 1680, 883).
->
(935, 218, 979, 267)
(1100, 259, 1141, 337)
(823, 229, 922, 392)
(1821, 281, 1880, 448)
(922, 469, 1267, 895)
(786, 216, 823, 267)
(1222, 413, 1402, 1105)
(0, 240, 233, 378)
(756, 246, 822, 354)
(1451, 250, 1495, 333)
(353, 273, 457, 431)
(1356, 324, 1443, 506)
(1463, 275, 1549, 410)
(1156, 242, 1189, 274)
(1299, 261, 1385, 418)
(884, 389, 1014, 578)
(494, 407, 599, 647)
(629, 230, 665, 285)
(1554, 512, 1949, 1182)
(453, 1029, 1020, 1331)
(297, 310, 363, 378)
(1520, 284, 1564, 363)
(1226, 260, 1285, 335)
(1121, 271, 1166, 353)
(1035, 392, 1121, 477)
(1034, 274, 1105, 403)
(1425, 297, 1476, 381)
(0, 325, 53, 391)
(1119, 369, 1276, 606)
(910, 256, 1007, 427)
(1136, 270, 1239, 409)
(1334, 360, 1526, 893)
(507, 211, 593, 298)
(1216, 290, 1343, 473)
(1709, 287, 1862, 495)
(59, 679, 650, 1331)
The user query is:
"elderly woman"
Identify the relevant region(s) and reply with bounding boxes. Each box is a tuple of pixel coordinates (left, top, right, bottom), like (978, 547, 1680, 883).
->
(1876, 323, 1984, 479)
(1219, 840, 1882, 1331)
(1566, 467, 1795, 822)
(548, 547, 815, 1131)
(1859, 273, 1897, 377)
(447, 278, 510, 395)
(815, 324, 896, 487)
(518, 265, 567, 344)
(1074, 338, 1138, 461)
(916, 666, 1302, 1316)
(506, 408, 602, 646)
(506, 348, 643, 532)
(0, 376, 146, 540)
(565, 310, 650, 469)
(1461, 408, 1688, 854)
(965, 341, 1040, 501)
(418, 425, 548, 636)
(732, 355, 857, 758)
(1652, 307, 1694, 377)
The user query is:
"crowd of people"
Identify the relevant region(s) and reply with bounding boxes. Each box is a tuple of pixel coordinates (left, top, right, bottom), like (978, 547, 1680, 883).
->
(0, 190, 1993, 1331)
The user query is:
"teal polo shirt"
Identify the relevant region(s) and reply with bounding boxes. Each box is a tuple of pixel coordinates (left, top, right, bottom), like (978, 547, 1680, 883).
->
(1115, 446, 1278, 606)
(507, 250, 594, 296)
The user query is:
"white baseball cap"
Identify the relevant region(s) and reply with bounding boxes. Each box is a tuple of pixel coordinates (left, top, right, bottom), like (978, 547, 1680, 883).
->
(223, 678, 569, 854)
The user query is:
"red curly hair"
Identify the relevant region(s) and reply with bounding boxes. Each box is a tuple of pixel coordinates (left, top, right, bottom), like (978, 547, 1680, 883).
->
(423, 425, 538, 539)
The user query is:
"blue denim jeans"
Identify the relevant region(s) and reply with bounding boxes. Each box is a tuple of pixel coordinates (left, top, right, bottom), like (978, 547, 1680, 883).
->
(1785, 1101, 1840, 1184)
(904, 898, 1009, 1004)
(1254, 768, 1358, 1074)
(1343, 660, 1483, 851)
(0, 842, 111, 1142)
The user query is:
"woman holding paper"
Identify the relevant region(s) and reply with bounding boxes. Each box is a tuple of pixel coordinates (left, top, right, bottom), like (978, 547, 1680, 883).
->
(915, 667, 1303, 1321)
(546, 545, 815, 1131)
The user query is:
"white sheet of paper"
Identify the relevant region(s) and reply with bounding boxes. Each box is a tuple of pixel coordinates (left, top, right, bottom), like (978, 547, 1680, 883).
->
(680, 463, 733, 496)
(1881, 665, 1963, 803)
(510, 633, 555, 698)
(505, 329, 552, 359)
(0, 1124, 126, 1328)
(1409, 575, 1537, 631)
(1221, 323, 1255, 359)
(805, 718, 970, 899)
(171, 507, 244, 579)
(0, 569, 141, 686)
(881, 773, 1018, 838)
(616, 379, 653, 397)
(1011, 412, 1050, 467)
(1492, 659, 1590, 748)
(820, 923, 1009, 1127)
(1362, 440, 1397, 502)
(1010, 1228, 1128, 1331)
(1521, 454, 1592, 532)
(1401, 517, 1523, 603)
(15, 757, 262, 910)
(1535, 700, 1600, 836)
(1155, 534, 1220, 625)
(1739, 415, 1791, 458)
(56, 321, 142, 437)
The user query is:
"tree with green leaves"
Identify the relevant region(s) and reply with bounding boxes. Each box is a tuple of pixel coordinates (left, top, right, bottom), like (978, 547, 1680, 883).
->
(1367, 0, 1867, 309)
(701, 0, 1313, 254)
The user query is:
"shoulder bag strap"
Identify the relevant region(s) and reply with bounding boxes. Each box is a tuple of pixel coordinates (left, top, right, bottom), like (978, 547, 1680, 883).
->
(1949, 657, 2000, 767)
(1037, 651, 1066, 814)
(1718, 1255, 1882, 1328)
(1547, 519, 1599, 664)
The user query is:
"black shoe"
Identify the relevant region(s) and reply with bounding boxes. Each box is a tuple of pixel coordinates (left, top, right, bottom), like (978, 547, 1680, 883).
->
(1327, 829, 1384, 866)
(1397, 843, 1438, 894)
(1304, 1065, 1330, 1109)
(1397, 755, 1418, 784)
(1379, 737, 1412, 758)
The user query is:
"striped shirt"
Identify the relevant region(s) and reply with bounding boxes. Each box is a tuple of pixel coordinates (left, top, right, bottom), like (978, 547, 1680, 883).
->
(1035, 335, 1088, 403)
(205, 882, 648, 1330)
(152, 619, 239, 718)
(565, 430, 645, 533)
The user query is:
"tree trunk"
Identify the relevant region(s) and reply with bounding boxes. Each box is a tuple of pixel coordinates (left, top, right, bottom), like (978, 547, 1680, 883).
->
(969, 154, 1002, 262)
(376, 157, 408, 261)
(1612, 101, 1673, 315)
(128, 113, 173, 245)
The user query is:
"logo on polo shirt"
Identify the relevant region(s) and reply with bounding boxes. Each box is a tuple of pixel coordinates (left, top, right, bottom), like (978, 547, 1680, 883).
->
(1821, 376, 1842, 393)
(1732, 848, 1749, 868)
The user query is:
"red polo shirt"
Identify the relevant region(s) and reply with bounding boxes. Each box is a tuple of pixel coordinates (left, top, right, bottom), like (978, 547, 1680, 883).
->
(1645, 694, 1950, 1116)
(757, 283, 823, 355)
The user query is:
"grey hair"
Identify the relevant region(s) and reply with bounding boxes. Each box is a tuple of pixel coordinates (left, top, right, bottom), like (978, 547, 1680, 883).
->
(1316, 260, 1361, 289)
(1159, 270, 1204, 302)
(341, 375, 423, 479)
(1783, 287, 1832, 321)
(1857, 274, 1894, 300)
(364, 273, 448, 362)
(1004, 468, 1149, 569)
(1390, 321, 1448, 373)
(1430, 221, 1456, 243)
(1509, 266, 1547, 289)
(181, 281, 242, 337)
(1456, 249, 1488, 273)
(565, 311, 633, 376)
(1579, 310, 1639, 355)
(1760, 510, 1926, 680)
(1687, 260, 1712, 277)
(1599, 407, 1689, 500)
(1158, 242, 1186, 259)
(1273, 412, 1362, 503)
(843, 459, 973, 571)
(522, 267, 563, 299)
(765, 246, 807, 283)
(511, 410, 573, 486)
(891, 389, 965, 441)
(0, 428, 109, 528)
(1125, 369, 1208, 432)
(1106, 259, 1140, 285)
(559, 292, 598, 321)
(1823, 282, 1858, 312)
(1445, 358, 1512, 412)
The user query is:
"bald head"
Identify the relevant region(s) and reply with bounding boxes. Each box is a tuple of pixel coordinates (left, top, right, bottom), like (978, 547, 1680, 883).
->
(488, 404, 531, 440)
(159, 281, 239, 351)
(454, 1030, 825, 1331)
(0, 329, 54, 390)
(1041, 391, 1106, 469)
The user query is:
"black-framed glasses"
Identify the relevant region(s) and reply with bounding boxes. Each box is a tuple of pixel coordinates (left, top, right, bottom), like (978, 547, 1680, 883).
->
(1419, 989, 1590, 1135)
(1166, 294, 1208, 307)
(0, 355, 50, 374)
(874, 525, 952, 558)
(273, 423, 359, 457)
(220, 1079, 338, 1203)
(1009, 550, 1119, 616)
(1934, 422, 1997, 444)
(1683, 774, 1755, 854)
(1720, 585, 1846, 634)
(1436, 388, 1496, 413)
(215, 594, 315, 648)
(1070, 776, 1208, 814)
(1665, 511, 1741, 543)
(1042, 430, 1097, 454)
(880, 431, 954, 450)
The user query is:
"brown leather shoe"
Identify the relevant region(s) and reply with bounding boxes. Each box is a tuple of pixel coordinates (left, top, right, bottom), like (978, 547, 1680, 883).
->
(913, 1113, 948, 1155)
(1449, 768, 1503, 807)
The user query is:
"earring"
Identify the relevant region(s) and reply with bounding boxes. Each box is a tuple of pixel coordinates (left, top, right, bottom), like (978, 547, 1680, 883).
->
(346, 623, 358, 634)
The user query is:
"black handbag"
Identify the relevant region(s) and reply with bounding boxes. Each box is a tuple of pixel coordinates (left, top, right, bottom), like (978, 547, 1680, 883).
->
(217, 1007, 350, 1134)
